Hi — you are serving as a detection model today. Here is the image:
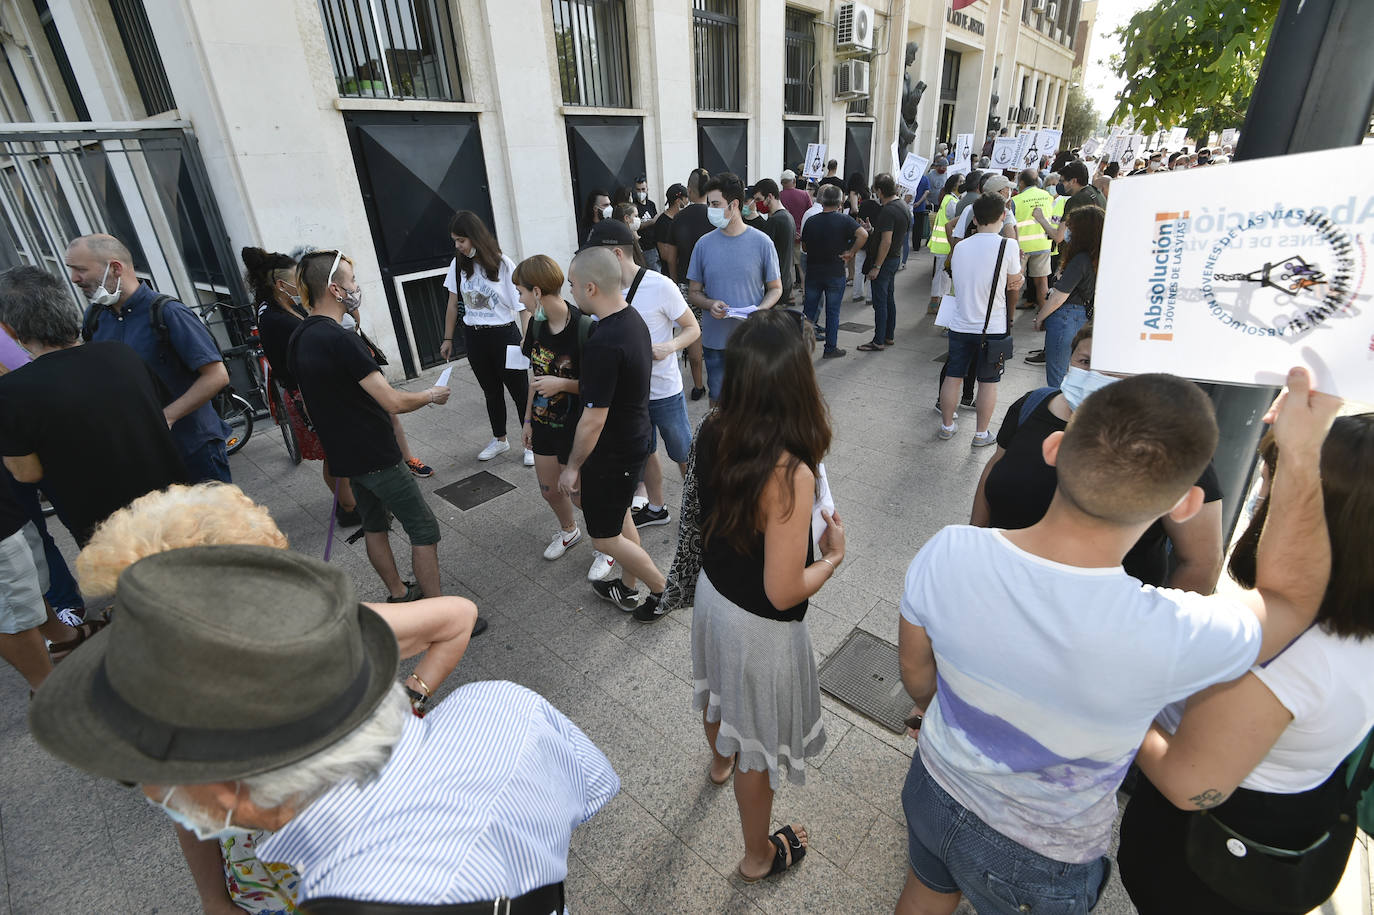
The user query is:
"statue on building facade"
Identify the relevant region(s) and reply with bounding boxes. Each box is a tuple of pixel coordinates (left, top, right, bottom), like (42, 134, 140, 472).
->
(898, 41, 926, 160)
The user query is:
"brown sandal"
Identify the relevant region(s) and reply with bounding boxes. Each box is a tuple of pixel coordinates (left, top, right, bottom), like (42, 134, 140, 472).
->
(48, 618, 109, 662)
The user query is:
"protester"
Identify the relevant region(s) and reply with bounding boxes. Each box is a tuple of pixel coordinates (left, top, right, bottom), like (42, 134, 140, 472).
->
(30, 544, 616, 911)
(752, 179, 797, 307)
(582, 188, 611, 243)
(1032, 160, 1105, 247)
(0, 265, 187, 549)
(288, 250, 462, 615)
(817, 160, 844, 193)
(686, 172, 782, 404)
(1118, 413, 1374, 915)
(926, 174, 961, 314)
(909, 166, 933, 257)
(631, 175, 661, 272)
(690, 309, 843, 882)
(559, 247, 667, 614)
(67, 234, 231, 483)
(779, 170, 812, 290)
(895, 367, 1341, 915)
(858, 174, 910, 352)
(1094, 174, 1112, 200)
(972, 325, 1224, 592)
(846, 175, 877, 300)
(439, 211, 533, 465)
(937, 193, 1023, 445)
(668, 168, 714, 400)
(1034, 205, 1104, 387)
(1011, 168, 1054, 315)
(800, 183, 868, 358)
(0, 468, 78, 691)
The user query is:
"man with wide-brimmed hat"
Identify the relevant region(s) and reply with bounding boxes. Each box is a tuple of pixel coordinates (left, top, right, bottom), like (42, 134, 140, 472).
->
(29, 545, 619, 912)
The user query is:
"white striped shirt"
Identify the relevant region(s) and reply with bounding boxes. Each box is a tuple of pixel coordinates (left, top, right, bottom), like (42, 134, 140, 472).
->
(257, 681, 619, 906)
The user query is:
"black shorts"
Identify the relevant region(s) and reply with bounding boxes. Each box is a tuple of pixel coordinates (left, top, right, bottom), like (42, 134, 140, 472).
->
(531, 423, 574, 465)
(580, 455, 647, 540)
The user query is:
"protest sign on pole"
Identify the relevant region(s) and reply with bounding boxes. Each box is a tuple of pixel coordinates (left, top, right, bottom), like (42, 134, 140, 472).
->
(898, 153, 931, 193)
(953, 133, 974, 171)
(803, 143, 827, 180)
(990, 137, 1020, 171)
(1036, 129, 1063, 159)
(1079, 137, 1102, 158)
(1221, 128, 1239, 147)
(1093, 145, 1374, 402)
(1168, 127, 1188, 148)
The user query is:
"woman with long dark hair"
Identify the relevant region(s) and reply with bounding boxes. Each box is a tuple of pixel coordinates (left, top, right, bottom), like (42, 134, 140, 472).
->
(242, 246, 360, 525)
(1118, 413, 1374, 915)
(692, 309, 845, 883)
(1034, 204, 1103, 387)
(439, 211, 532, 465)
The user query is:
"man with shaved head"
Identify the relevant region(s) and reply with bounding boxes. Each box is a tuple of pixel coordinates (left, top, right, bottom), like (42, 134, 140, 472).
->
(559, 246, 666, 616)
(66, 233, 232, 482)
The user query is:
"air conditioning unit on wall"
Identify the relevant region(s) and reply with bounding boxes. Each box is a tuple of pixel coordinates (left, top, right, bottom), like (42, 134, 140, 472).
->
(1030, 0, 1047, 12)
(836, 2, 875, 53)
(836, 59, 871, 99)
(1047, 1, 1059, 19)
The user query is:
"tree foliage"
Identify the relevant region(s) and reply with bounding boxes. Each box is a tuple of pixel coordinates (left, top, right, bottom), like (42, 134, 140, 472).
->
(1062, 83, 1100, 146)
(1110, 0, 1278, 137)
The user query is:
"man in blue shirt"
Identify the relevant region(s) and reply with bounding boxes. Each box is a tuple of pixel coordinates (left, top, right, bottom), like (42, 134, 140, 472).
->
(65, 234, 232, 482)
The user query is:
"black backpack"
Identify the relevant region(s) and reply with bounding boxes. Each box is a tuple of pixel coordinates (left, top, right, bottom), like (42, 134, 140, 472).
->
(82, 293, 183, 369)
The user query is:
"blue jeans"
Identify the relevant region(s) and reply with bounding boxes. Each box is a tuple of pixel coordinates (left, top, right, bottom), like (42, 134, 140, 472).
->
(643, 247, 662, 273)
(702, 347, 726, 402)
(182, 438, 232, 484)
(902, 228, 911, 265)
(869, 258, 901, 345)
(647, 392, 692, 463)
(903, 751, 1110, 914)
(802, 269, 847, 353)
(1043, 304, 1089, 389)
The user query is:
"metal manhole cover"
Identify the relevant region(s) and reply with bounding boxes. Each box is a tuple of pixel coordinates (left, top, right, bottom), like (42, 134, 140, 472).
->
(435, 471, 515, 511)
(818, 629, 911, 733)
(837, 321, 872, 333)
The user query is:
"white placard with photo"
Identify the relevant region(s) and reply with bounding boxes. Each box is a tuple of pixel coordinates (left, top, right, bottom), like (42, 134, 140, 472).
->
(1168, 127, 1189, 148)
(899, 153, 931, 191)
(1036, 129, 1063, 159)
(1092, 145, 1374, 402)
(803, 143, 827, 180)
(954, 132, 975, 171)
(990, 137, 1020, 171)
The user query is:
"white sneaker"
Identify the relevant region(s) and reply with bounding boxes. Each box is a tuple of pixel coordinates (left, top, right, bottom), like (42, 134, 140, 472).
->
(938, 422, 959, 441)
(587, 550, 616, 582)
(544, 528, 582, 560)
(523, 448, 535, 467)
(477, 438, 510, 461)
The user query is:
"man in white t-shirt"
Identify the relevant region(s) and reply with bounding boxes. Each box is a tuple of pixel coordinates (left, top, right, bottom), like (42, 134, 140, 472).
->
(939, 192, 1023, 446)
(585, 220, 701, 534)
(894, 368, 1338, 915)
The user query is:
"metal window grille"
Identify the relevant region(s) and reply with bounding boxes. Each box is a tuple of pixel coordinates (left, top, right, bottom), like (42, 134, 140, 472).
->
(551, 0, 633, 108)
(693, 0, 739, 112)
(108, 0, 176, 116)
(940, 49, 961, 102)
(783, 7, 815, 116)
(317, 0, 465, 101)
(34, 0, 90, 121)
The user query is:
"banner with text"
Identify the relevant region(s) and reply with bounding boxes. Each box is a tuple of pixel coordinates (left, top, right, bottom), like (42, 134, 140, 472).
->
(1093, 145, 1374, 401)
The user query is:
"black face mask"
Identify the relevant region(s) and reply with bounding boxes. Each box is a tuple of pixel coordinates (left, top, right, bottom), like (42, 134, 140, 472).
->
(1057, 182, 1069, 196)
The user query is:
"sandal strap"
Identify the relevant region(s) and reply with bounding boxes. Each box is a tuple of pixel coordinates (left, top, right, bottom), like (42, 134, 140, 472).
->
(48, 618, 107, 654)
(765, 835, 789, 878)
(772, 826, 807, 866)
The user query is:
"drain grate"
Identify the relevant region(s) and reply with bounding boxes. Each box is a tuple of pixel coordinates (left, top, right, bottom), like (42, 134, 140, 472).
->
(837, 321, 873, 333)
(434, 471, 516, 510)
(818, 629, 912, 733)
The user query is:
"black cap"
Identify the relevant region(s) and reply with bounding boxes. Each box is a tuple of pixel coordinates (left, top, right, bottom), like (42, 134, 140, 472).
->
(581, 218, 639, 251)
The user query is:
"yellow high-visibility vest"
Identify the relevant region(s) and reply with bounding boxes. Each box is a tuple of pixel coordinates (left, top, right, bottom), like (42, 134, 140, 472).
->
(1050, 194, 1068, 255)
(1013, 186, 1055, 253)
(928, 194, 957, 255)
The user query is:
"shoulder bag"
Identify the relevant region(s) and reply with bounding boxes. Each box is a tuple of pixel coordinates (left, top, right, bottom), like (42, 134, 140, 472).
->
(975, 238, 1014, 379)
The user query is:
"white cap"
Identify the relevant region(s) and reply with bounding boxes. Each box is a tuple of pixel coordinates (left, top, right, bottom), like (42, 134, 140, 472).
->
(780, 169, 797, 181)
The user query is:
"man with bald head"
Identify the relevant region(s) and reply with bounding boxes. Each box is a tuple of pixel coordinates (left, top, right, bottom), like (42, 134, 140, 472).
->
(558, 247, 666, 617)
(66, 234, 232, 482)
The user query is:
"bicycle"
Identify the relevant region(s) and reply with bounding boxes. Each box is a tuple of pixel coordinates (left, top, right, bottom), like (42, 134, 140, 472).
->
(194, 301, 301, 463)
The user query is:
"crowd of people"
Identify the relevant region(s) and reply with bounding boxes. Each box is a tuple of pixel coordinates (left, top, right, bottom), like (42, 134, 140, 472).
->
(0, 137, 1370, 915)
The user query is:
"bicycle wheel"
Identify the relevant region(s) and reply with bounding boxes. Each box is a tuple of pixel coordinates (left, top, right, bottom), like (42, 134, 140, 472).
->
(219, 392, 254, 455)
(271, 382, 302, 465)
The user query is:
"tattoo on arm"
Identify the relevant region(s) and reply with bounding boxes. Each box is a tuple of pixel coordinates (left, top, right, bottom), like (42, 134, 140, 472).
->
(1189, 789, 1225, 809)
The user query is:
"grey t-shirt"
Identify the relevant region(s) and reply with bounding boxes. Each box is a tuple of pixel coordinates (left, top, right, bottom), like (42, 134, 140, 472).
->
(687, 226, 780, 350)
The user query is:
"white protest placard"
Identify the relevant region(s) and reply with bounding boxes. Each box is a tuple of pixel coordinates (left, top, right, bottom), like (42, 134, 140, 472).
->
(504, 344, 530, 371)
(1037, 129, 1063, 159)
(1221, 128, 1239, 148)
(898, 153, 931, 192)
(990, 137, 1020, 172)
(946, 157, 971, 178)
(953, 133, 975, 172)
(803, 143, 827, 180)
(1103, 126, 1129, 164)
(1093, 145, 1374, 402)
(1168, 127, 1189, 148)
(811, 463, 835, 551)
(1079, 137, 1102, 159)
(890, 139, 901, 174)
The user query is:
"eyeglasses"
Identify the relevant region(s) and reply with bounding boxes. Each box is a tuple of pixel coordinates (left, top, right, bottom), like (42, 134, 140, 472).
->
(327, 251, 344, 286)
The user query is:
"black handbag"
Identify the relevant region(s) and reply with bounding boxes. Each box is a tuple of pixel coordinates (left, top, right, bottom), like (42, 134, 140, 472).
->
(1184, 735, 1374, 913)
(976, 238, 1014, 378)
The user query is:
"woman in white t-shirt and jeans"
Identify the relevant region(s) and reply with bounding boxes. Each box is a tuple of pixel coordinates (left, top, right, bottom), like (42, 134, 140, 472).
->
(439, 211, 532, 464)
(1118, 412, 1374, 914)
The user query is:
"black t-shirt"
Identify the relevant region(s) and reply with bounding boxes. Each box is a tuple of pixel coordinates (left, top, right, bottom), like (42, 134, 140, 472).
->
(287, 316, 400, 477)
(0, 343, 187, 546)
(800, 211, 861, 276)
(1064, 185, 1107, 219)
(256, 301, 307, 390)
(521, 303, 584, 432)
(874, 199, 912, 266)
(671, 204, 716, 284)
(1054, 253, 1097, 311)
(985, 389, 1222, 586)
(653, 210, 676, 250)
(579, 306, 652, 465)
(634, 199, 658, 247)
(0, 468, 29, 542)
(818, 176, 845, 194)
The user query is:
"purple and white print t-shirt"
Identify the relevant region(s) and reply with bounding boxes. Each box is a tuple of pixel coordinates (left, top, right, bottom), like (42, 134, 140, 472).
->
(900, 526, 1261, 863)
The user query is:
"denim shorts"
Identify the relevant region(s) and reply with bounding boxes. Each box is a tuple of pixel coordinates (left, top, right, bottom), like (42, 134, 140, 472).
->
(903, 751, 1110, 914)
(647, 392, 692, 464)
(946, 330, 1011, 384)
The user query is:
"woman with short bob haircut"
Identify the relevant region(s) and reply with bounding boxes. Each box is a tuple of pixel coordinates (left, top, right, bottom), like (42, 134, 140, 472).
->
(691, 309, 845, 883)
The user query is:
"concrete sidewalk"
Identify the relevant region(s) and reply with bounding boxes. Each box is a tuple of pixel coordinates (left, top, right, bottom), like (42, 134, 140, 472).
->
(0, 249, 1367, 914)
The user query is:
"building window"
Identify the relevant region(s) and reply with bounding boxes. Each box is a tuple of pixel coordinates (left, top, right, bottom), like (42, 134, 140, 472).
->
(783, 8, 815, 116)
(693, 0, 739, 112)
(108, 0, 176, 115)
(940, 49, 960, 102)
(34, 0, 89, 120)
(551, 0, 633, 108)
(317, 0, 465, 101)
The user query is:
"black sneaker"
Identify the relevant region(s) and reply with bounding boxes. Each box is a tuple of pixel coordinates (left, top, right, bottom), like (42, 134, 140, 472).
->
(592, 577, 640, 611)
(471, 616, 489, 637)
(1024, 349, 1047, 365)
(633, 592, 670, 623)
(690, 386, 706, 401)
(822, 348, 846, 359)
(632, 505, 670, 527)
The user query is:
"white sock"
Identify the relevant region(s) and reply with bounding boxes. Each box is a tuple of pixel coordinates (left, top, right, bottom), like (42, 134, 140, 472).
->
(647, 504, 663, 513)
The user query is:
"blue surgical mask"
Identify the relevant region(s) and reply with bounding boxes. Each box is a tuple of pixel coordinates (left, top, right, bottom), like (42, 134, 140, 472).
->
(707, 206, 730, 229)
(148, 786, 252, 842)
(1060, 366, 1118, 410)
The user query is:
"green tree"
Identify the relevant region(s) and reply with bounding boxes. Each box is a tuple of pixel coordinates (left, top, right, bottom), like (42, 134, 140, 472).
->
(1109, 0, 1277, 137)
(1061, 83, 1100, 146)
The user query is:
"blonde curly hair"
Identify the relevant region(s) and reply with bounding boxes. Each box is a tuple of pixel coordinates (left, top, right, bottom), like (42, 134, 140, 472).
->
(76, 483, 288, 594)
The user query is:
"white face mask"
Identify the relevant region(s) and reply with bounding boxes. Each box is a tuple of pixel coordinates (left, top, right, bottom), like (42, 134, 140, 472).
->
(600, 205, 613, 220)
(629, 216, 641, 232)
(635, 190, 647, 203)
(148, 786, 252, 842)
(1060, 366, 1118, 409)
(89, 261, 120, 306)
(707, 206, 730, 229)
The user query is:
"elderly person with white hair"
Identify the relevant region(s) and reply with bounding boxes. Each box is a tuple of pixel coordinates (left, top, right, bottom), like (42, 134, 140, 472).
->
(29, 545, 618, 914)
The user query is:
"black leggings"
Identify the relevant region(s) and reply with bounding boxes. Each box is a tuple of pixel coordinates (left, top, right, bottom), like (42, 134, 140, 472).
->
(464, 322, 528, 438)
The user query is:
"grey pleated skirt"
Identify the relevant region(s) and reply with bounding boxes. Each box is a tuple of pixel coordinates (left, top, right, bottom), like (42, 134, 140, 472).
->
(691, 568, 827, 790)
